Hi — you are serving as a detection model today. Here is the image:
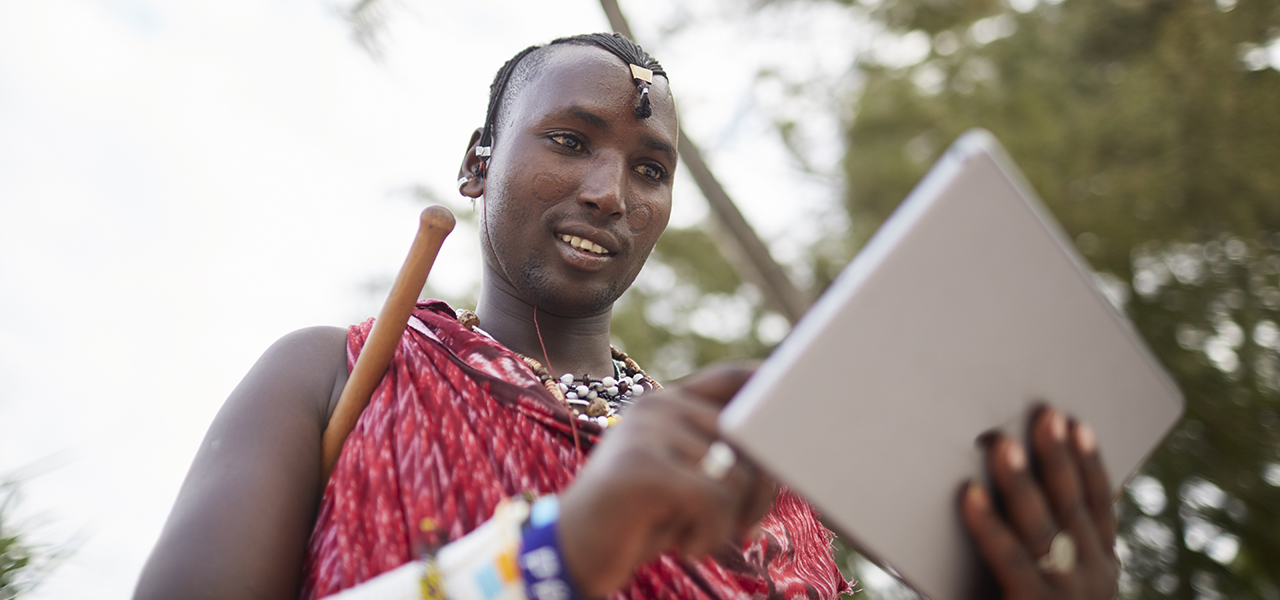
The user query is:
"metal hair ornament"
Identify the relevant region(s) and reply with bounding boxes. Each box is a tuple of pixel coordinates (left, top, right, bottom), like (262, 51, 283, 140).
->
(629, 64, 653, 84)
(629, 64, 654, 119)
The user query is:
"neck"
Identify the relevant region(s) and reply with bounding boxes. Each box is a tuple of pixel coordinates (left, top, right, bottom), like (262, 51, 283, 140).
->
(475, 269, 616, 380)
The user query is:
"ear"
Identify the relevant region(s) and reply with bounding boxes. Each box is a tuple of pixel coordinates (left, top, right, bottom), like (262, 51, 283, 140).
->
(457, 127, 487, 199)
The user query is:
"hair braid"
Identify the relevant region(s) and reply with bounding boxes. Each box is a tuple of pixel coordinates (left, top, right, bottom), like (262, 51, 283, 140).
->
(555, 33, 666, 118)
(475, 32, 667, 168)
(476, 44, 543, 156)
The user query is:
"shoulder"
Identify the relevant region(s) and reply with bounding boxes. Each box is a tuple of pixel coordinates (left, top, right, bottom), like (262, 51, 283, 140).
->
(134, 325, 353, 600)
(238, 325, 350, 425)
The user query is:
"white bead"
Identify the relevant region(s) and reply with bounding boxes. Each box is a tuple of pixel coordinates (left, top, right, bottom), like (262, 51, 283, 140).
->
(560, 373, 574, 384)
(596, 416, 609, 427)
(576, 385, 589, 396)
(558, 383, 569, 392)
(602, 376, 616, 387)
(578, 414, 590, 421)
(566, 392, 577, 399)
(586, 390, 598, 400)
(606, 386, 619, 395)
(632, 385, 644, 396)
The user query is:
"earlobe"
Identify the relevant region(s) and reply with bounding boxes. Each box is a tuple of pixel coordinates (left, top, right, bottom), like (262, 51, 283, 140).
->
(458, 173, 485, 199)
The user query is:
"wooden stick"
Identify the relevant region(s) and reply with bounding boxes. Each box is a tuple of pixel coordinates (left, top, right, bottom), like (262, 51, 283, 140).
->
(320, 205, 456, 481)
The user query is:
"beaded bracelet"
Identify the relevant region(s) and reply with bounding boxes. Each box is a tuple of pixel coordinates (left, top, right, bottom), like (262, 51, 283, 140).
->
(518, 496, 584, 600)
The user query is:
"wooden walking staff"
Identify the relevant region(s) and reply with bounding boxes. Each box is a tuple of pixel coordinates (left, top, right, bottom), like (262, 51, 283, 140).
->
(320, 205, 456, 481)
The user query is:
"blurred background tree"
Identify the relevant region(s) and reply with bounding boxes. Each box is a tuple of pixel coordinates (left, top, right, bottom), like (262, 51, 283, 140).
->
(0, 478, 59, 599)
(612, 0, 1280, 595)
(811, 0, 1280, 597)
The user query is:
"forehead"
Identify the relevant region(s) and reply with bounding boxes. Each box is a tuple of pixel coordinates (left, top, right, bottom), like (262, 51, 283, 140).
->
(501, 44, 677, 138)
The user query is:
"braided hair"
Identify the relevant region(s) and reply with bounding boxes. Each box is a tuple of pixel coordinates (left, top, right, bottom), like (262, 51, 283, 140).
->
(473, 32, 668, 174)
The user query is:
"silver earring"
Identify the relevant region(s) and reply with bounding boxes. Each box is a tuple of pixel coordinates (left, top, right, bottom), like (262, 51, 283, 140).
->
(457, 177, 470, 193)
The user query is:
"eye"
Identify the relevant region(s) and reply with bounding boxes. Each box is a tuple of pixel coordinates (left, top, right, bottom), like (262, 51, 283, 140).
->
(633, 162, 667, 181)
(549, 133, 585, 152)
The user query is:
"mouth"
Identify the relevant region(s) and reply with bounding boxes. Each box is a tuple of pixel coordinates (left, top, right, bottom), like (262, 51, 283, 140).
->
(558, 233, 613, 256)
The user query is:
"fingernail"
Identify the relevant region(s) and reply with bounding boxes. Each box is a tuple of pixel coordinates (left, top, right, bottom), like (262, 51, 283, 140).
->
(975, 430, 999, 449)
(1030, 403, 1050, 422)
(1049, 410, 1067, 442)
(1006, 440, 1027, 471)
(966, 482, 988, 510)
(1075, 422, 1097, 453)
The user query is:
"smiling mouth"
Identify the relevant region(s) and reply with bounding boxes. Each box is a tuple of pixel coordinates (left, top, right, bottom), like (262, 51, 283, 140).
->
(559, 234, 612, 255)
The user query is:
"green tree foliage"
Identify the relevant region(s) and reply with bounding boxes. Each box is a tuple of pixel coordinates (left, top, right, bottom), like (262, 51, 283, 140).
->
(819, 0, 1280, 596)
(0, 480, 52, 600)
(610, 227, 785, 380)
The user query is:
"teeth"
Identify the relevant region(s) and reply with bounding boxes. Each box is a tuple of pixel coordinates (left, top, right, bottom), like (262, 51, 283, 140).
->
(559, 234, 608, 255)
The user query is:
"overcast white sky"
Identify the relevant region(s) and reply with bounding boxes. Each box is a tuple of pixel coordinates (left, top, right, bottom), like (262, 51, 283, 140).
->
(0, 0, 884, 597)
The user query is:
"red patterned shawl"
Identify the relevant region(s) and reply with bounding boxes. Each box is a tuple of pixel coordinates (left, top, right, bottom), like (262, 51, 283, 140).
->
(301, 301, 850, 600)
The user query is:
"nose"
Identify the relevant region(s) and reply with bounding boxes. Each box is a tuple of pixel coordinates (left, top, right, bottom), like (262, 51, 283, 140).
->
(577, 154, 627, 219)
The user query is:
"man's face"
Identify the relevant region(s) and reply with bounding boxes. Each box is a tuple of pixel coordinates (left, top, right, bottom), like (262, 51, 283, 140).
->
(478, 44, 677, 317)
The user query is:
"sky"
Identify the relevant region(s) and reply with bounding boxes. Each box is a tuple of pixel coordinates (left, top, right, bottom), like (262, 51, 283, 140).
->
(0, 0, 880, 597)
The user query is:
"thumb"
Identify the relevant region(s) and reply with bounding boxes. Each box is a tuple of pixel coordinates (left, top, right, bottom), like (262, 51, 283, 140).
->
(670, 361, 759, 409)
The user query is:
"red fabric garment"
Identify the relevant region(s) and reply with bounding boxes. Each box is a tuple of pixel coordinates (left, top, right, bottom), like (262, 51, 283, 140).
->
(301, 301, 850, 600)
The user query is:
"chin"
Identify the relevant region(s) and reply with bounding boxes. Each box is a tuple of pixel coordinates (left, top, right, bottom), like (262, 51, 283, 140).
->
(518, 262, 628, 318)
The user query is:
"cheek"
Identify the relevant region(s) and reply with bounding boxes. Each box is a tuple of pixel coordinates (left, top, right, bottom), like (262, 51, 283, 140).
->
(626, 204, 653, 233)
(532, 172, 573, 203)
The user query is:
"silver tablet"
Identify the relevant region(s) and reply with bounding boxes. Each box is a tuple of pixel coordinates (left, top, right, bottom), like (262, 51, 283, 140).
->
(719, 130, 1183, 600)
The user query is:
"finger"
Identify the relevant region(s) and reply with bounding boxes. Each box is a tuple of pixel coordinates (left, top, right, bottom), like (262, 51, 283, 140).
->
(987, 435, 1059, 558)
(649, 409, 724, 465)
(631, 391, 722, 448)
(960, 481, 1047, 597)
(1032, 408, 1102, 558)
(668, 361, 758, 409)
(735, 463, 777, 536)
(1071, 420, 1117, 550)
(637, 519, 683, 565)
(668, 467, 740, 558)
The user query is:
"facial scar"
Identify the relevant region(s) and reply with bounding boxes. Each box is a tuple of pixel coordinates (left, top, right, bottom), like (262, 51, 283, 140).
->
(533, 172, 571, 203)
(627, 204, 652, 232)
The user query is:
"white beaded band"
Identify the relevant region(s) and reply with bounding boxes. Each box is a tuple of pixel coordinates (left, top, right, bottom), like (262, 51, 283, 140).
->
(437, 499, 530, 600)
(316, 499, 534, 600)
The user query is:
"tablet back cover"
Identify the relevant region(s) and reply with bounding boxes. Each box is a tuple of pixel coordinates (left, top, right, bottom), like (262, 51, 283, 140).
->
(719, 130, 1183, 600)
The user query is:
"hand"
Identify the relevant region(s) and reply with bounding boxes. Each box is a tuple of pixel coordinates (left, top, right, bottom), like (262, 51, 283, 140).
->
(557, 363, 776, 598)
(961, 407, 1119, 600)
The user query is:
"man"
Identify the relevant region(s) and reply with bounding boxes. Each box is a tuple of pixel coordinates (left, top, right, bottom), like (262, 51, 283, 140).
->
(135, 34, 1119, 600)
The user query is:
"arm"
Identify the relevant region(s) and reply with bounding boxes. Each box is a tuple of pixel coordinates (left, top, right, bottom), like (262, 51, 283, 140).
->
(134, 326, 350, 600)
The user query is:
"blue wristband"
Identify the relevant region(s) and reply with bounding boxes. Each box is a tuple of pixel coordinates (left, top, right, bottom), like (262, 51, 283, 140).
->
(519, 496, 585, 600)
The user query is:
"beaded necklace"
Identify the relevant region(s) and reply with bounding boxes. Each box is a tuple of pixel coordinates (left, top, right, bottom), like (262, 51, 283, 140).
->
(455, 309, 662, 429)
